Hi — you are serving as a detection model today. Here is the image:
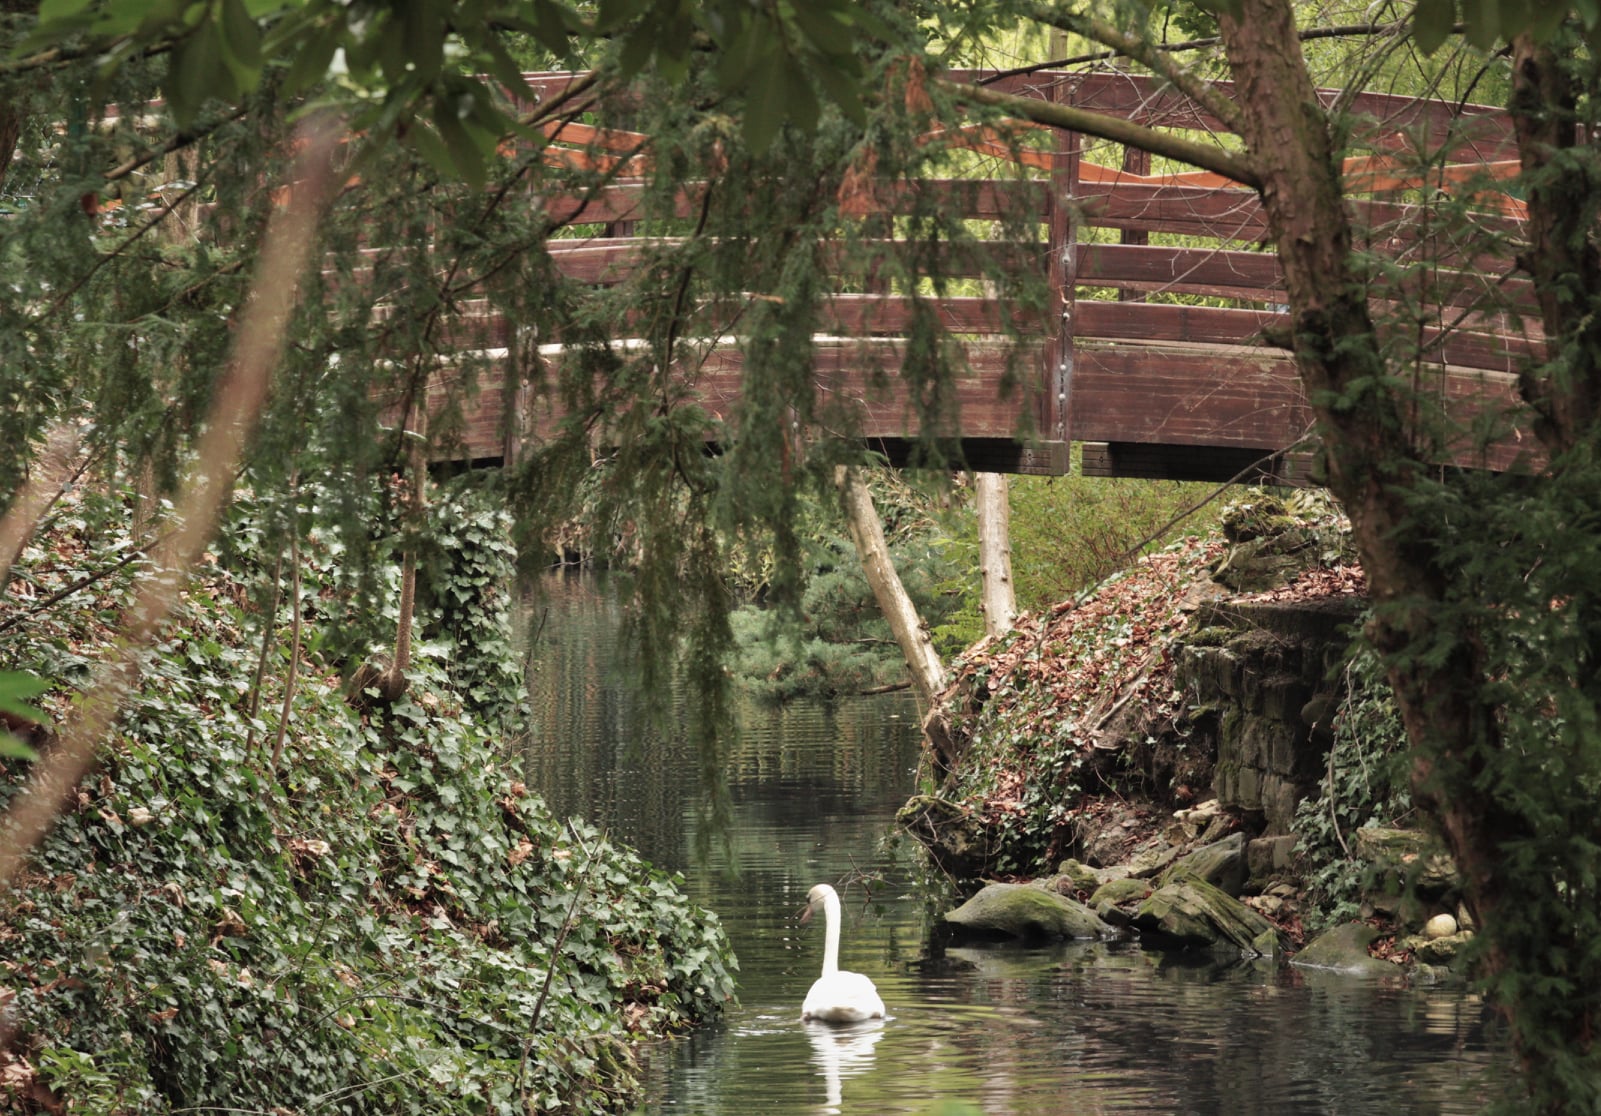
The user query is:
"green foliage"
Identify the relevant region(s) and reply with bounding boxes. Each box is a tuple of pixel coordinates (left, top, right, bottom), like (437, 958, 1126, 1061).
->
(1293, 644, 1413, 930)
(0, 497, 735, 1114)
(727, 470, 964, 701)
(421, 478, 530, 734)
(931, 464, 1220, 654)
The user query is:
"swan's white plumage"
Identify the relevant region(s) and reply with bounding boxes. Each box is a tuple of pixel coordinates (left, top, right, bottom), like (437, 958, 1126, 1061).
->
(801, 884, 886, 1024)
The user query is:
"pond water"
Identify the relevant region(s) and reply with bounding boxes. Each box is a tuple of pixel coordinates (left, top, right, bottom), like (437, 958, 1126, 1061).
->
(520, 573, 1513, 1115)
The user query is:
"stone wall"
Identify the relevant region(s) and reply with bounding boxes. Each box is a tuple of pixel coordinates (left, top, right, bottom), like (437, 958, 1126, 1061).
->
(1175, 597, 1362, 833)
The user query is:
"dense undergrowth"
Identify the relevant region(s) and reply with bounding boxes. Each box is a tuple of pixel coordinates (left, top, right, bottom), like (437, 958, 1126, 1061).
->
(0, 486, 735, 1114)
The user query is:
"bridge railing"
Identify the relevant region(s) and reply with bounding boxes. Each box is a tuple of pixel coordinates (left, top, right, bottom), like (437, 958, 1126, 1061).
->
(384, 70, 1539, 480)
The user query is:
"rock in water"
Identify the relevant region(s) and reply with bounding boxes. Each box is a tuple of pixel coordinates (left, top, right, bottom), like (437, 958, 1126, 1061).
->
(942, 883, 1114, 941)
(1291, 922, 1397, 978)
(1131, 878, 1283, 956)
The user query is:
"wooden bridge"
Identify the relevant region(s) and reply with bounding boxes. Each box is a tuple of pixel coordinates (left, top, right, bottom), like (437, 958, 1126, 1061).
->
(413, 70, 1533, 481)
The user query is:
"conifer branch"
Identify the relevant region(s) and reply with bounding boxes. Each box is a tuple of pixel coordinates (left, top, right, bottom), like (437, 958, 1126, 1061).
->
(0, 118, 343, 891)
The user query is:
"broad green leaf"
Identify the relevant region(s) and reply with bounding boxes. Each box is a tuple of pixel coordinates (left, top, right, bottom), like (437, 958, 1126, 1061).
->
(279, 25, 340, 96)
(814, 59, 867, 127)
(0, 735, 37, 762)
(1413, 0, 1458, 53)
(780, 57, 819, 138)
(0, 672, 49, 723)
(402, 0, 445, 83)
(405, 120, 458, 180)
(218, 0, 264, 92)
(1461, 0, 1502, 47)
(595, 0, 651, 34)
(37, 0, 96, 24)
(434, 99, 487, 188)
(742, 48, 785, 155)
(789, 2, 854, 57)
(166, 24, 228, 129)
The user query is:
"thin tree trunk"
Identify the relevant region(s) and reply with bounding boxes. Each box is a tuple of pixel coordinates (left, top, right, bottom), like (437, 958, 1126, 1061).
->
(835, 465, 945, 711)
(975, 472, 1016, 639)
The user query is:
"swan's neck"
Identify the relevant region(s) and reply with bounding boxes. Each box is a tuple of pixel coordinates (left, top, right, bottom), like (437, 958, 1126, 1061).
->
(821, 890, 842, 977)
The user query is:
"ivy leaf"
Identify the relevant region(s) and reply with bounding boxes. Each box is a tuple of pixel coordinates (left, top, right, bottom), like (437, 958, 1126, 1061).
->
(1461, 0, 1502, 48)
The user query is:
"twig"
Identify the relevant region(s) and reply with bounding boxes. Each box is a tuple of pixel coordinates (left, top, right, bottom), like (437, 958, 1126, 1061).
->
(1107, 430, 1318, 570)
(517, 824, 604, 1109)
(271, 479, 304, 771)
(0, 534, 171, 637)
(243, 551, 284, 753)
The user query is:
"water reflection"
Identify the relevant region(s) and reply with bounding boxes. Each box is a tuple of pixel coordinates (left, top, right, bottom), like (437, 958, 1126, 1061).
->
(806, 1020, 884, 1114)
(520, 573, 1511, 1114)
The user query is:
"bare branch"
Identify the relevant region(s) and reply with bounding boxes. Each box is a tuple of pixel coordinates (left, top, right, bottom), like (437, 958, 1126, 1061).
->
(946, 78, 1262, 189)
(1028, 5, 1245, 133)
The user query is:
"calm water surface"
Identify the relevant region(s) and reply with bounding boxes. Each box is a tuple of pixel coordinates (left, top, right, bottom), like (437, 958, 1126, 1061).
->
(521, 573, 1511, 1115)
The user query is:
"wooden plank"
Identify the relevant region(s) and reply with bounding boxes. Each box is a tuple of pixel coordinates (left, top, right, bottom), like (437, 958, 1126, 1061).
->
(1069, 343, 1313, 448)
(1077, 242, 1283, 301)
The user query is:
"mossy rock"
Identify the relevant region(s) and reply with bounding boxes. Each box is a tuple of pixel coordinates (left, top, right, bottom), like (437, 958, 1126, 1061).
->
(1352, 827, 1460, 896)
(1131, 878, 1282, 956)
(942, 883, 1114, 942)
(1291, 922, 1397, 978)
(1052, 858, 1105, 895)
(1089, 877, 1153, 908)
(1158, 832, 1247, 897)
(1414, 930, 1474, 968)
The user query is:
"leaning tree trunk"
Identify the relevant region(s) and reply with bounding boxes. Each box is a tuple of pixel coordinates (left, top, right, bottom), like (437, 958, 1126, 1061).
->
(835, 465, 945, 710)
(974, 472, 1016, 639)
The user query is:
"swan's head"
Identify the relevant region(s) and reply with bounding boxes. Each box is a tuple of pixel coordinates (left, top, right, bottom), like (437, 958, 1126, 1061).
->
(801, 883, 838, 924)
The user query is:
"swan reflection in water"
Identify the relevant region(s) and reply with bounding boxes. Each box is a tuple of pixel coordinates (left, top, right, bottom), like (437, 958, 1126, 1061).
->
(805, 1018, 884, 1113)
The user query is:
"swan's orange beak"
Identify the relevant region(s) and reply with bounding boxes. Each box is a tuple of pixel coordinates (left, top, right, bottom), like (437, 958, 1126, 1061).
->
(799, 902, 814, 926)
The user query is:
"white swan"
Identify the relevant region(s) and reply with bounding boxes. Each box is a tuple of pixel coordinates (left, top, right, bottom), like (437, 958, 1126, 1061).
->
(801, 883, 886, 1024)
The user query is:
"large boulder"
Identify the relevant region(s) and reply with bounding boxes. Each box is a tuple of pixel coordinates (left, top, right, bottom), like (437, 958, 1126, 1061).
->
(1158, 832, 1248, 897)
(1131, 878, 1283, 956)
(1291, 922, 1397, 978)
(942, 883, 1114, 942)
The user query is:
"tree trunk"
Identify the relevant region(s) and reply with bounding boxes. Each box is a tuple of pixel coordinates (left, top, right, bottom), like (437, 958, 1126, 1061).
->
(1218, 0, 1543, 1096)
(835, 465, 945, 710)
(975, 472, 1016, 639)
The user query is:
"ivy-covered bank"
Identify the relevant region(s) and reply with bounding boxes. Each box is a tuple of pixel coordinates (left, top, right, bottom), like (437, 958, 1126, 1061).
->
(0, 488, 735, 1114)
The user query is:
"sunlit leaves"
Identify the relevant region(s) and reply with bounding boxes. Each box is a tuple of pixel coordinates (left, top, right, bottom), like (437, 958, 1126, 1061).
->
(22, 0, 894, 171)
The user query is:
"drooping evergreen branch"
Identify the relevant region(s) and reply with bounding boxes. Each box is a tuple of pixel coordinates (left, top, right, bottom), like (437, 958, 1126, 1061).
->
(0, 118, 343, 890)
(946, 78, 1261, 187)
(104, 105, 250, 183)
(44, 169, 218, 319)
